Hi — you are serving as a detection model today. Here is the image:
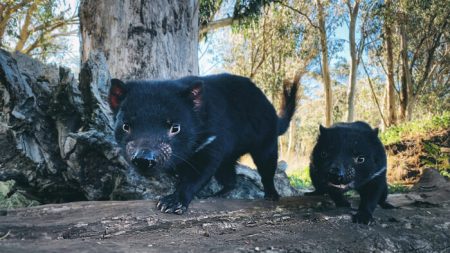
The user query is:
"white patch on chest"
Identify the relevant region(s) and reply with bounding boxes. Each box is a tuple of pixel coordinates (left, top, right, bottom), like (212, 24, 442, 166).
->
(195, 136, 217, 153)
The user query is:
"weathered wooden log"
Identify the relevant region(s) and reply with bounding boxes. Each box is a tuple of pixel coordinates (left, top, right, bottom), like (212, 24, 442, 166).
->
(1, 172, 450, 253)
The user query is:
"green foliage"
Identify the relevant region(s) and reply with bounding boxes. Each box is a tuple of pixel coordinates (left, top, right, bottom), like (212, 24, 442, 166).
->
(199, 0, 275, 31)
(0, 181, 40, 209)
(422, 141, 450, 178)
(344, 190, 358, 198)
(288, 167, 312, 189)
(233, 0, 276, 20)
(199, 0, 224, 26)
(388, 183, 411, 194)
(380, 112, 450, 145)
(288, 169, 414, 193)
(381, 111, 450, 179)
(0, 0, 77, 60)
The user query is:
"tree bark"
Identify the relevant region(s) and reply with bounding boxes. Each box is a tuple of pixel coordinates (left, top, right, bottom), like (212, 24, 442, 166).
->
(0, 49, 133, 202)
(383, 0, 397, 126)
(345, 0, 359, 122)
(79, 0, 199, 80)
(317, 0, 332, 127)
(0, 50, 297, 203)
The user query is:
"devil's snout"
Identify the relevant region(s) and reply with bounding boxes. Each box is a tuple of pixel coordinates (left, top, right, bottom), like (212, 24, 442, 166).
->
(132, 149, 158, 169)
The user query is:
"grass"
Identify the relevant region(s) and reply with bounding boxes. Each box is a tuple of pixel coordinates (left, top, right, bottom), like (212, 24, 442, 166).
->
(380, 112, 450, 145)
(381, 111, 450, 179)
(388, 183, 411, 194)
(0, 180, 40, 209)
(422, 141, 450, 178)
(288, 170, 413, 193)
(287, 167, 312, 189)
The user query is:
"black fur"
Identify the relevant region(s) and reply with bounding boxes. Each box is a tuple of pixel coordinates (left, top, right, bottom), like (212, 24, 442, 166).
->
(308, 121, 394, 224)
(108, 73, 298, 214)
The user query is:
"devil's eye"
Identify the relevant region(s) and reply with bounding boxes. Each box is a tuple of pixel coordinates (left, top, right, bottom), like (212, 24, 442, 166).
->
(122, 123, 130, 133)
(321, 151, 328, 158)
(354, 156, 365, 164)
(169, 124, 181, 135)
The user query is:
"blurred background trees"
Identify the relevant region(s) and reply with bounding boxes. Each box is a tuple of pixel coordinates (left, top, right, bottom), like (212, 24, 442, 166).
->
(199, 0, 449, 172)
(0, 0, 77, 60)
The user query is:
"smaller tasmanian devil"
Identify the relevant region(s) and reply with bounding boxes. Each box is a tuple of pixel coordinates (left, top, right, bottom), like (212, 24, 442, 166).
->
(308, 121, 394, 224)
(108, 73, 298, 214)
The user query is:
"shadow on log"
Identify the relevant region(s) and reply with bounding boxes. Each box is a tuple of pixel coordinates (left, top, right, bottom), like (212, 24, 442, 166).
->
(0, 49, 298, 204)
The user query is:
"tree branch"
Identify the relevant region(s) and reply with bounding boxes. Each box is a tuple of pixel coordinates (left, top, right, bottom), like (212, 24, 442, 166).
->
(15, 0, 40, 52)
(0, 0, 34, 43)
(409, 15, 436, 72)
(361, 56, 388, 128)
(199, 17, 239, 34)
(274, 0, 319, 30)
(31, 15, 78, 34)
(414, 19, 447, 96)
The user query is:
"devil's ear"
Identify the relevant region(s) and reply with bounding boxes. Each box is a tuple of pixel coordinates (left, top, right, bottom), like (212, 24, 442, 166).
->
(108, 78, 127, 113)
(319, 124, 328, 135)
(373, 127, 379, 136)
(184, 80, 203, 110)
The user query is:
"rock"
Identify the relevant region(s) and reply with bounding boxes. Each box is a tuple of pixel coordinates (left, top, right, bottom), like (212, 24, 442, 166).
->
(199, 161, 299, 199)
(387, 168, 450, 208)
(0, 49, 298, 204)
(411, 168, 449, 192)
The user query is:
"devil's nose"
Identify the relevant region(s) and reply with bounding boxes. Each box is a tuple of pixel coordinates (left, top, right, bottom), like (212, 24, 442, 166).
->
(330, 167, 345, 177)
(131, 150, 157, 169)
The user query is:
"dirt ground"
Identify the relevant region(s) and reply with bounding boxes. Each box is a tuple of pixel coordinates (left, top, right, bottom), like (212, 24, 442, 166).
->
(0, 169, 449, 253)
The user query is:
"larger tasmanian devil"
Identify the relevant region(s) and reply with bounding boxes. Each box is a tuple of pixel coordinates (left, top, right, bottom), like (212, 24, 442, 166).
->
(108, 73, 298, 214)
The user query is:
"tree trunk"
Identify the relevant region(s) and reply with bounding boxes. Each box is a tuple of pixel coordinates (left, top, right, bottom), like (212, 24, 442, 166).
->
(79, 0, 199, 80)
(383, 0, 397, 126)
(346, 0, 359, 122)
(317, 0, 332, 127)
(0, 49, 140, 202)
(399, 12, 413, 122)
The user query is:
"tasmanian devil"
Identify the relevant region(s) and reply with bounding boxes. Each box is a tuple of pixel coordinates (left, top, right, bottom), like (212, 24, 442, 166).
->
(108, 73, 298, 214)
(308, 121, 394, 224)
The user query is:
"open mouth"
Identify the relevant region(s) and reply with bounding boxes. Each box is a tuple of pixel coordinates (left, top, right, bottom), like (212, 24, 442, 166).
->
(327, 181, 355, 191)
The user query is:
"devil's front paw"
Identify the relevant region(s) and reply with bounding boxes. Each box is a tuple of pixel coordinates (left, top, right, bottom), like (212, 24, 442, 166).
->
(156, 194, 188, 215)
(352, 211, 374, 225)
